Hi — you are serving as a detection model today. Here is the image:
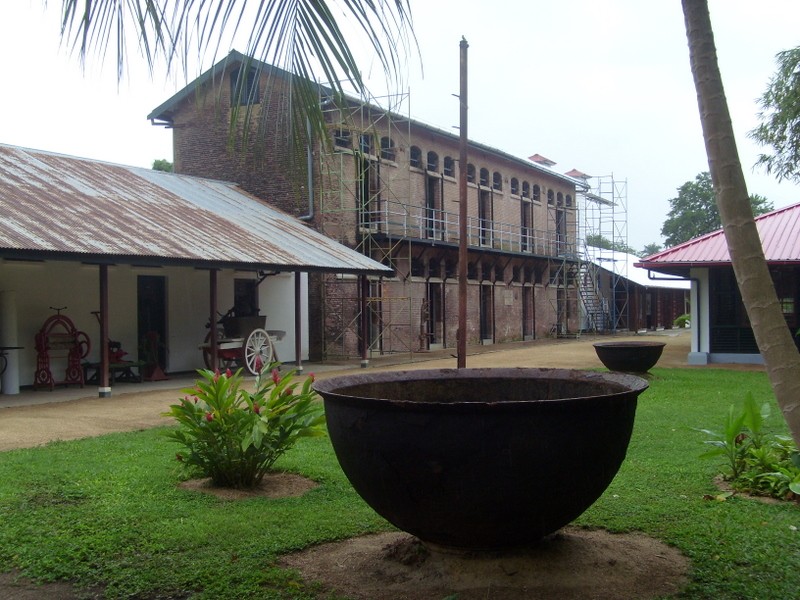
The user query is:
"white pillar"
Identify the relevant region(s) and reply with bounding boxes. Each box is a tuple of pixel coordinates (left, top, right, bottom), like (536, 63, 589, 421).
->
(0, 290, 20, 394)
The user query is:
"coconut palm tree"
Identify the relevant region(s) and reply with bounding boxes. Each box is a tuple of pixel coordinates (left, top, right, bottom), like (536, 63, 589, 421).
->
(681, 0, 800, 445)
(56, 0, 416, 150)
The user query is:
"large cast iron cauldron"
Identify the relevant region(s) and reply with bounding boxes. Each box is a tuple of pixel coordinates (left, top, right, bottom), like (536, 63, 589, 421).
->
(313, 368, 648, 550)
(593, 341, 667, 373)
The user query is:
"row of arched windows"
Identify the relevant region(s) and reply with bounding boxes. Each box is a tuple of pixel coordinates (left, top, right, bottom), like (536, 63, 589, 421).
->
(407, 256, 543, 284)
(335, 133, 573, 208)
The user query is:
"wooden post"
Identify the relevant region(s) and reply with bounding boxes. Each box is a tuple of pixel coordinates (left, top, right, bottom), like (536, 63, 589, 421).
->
(295, 271, 303, 372)
(360, 274, 369, 368)
(209, 269, 218, 370)
(457, 38, 469, 369)
(99, 264, 110, 397)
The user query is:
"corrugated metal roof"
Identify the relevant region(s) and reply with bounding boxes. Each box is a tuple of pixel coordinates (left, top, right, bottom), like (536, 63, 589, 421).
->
(0, 144, 393, 275)
(586, 247, 690, 290)
(638, 202, 800, 270)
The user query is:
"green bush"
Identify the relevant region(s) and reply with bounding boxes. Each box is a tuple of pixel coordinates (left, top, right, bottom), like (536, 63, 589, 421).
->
(163, 367, 325, 489)
(697, 391, 800, 501)
(674, 313, 691, 328)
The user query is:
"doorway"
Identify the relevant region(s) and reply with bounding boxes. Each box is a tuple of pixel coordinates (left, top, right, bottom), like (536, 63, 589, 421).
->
(137, 275, 167, 370)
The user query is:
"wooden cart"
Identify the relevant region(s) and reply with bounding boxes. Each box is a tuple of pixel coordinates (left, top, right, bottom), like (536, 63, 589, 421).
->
(199, 315, 284, 375)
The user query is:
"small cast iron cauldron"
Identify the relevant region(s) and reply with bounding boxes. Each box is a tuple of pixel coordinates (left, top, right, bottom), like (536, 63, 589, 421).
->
(593, 341, 667, 373)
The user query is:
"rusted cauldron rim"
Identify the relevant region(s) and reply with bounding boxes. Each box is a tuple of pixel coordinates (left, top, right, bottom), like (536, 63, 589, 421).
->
(313, 367, 648, 409)
(593, 341, 667, 348)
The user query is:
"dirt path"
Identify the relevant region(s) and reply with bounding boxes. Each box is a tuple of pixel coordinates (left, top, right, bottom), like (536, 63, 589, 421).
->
(0, 329, 726, 452)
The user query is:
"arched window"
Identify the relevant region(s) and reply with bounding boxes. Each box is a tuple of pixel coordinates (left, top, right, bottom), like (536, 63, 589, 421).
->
(334, 128, 351, 148)
(479, 168, 490, 187)
(524, 266, 534, 284)
(359, 134, 373, 154)
(230, 67, 260, 106)
(510, 178, 519, 195)
(467, 164, 476, 183)
(467, 262, 478, 280)
(411, 257, 425, 277)
(380, 136, 395, 161)
(522, 181, 530, 198)
(443, 156, 455, 177)
(557, 192, 563, 206)
(533, 184, 541, 202)
(482, 261, 494, 281)
(427, 151, 439, 172)
(566, 194, 573, 207)
(492, 171, 502, 191)
(429, 258, 441, 279)
(547, 190, 555, 205)
(410, 146, 422, 169)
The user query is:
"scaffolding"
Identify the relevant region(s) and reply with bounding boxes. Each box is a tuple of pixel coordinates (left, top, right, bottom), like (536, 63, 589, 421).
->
(318, 89, 417, 359)
(578, 175, 629, 333)
(544, 189, 582, 337)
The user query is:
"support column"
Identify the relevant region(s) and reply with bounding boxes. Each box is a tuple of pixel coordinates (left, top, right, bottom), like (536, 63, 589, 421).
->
(294, 271, 303, 372)
(0, 290, 20, 395)
(360, 275, 369, 368)
(98, 264, 111, 397)
(209, 269, 218, 370)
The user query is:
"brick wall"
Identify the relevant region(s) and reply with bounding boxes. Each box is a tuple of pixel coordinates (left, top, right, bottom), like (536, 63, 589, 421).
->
(164, 58, 583, 358)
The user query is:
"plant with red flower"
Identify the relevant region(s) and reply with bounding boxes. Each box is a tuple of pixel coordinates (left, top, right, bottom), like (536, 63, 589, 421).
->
(163, 366, 325, 489)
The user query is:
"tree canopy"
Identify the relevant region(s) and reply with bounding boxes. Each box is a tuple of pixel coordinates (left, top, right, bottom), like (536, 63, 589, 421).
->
(152, 159, 173, 172)
(750, 47, 800, 183)
(660, 172, 773, 247)
(584, 234, 638, 256)
(640, 243, 663, 258)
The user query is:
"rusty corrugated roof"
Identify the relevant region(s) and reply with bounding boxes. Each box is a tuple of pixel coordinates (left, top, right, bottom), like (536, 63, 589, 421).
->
(637, 201, 800, 271)
(0, 144, 393, 275)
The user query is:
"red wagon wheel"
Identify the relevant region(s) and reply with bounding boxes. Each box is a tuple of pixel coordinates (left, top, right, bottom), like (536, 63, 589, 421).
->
(243, 328, 274, 375)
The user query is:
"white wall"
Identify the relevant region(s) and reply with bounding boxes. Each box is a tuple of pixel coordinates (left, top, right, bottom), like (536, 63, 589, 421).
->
(0, 260, 308, 388)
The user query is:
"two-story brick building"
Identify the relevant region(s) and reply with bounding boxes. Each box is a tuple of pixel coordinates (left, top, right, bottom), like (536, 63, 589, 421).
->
(149, 51, 585, 360)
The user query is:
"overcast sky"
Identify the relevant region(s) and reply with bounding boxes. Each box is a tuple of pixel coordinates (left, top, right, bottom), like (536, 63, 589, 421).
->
(2, 1, 798, 251)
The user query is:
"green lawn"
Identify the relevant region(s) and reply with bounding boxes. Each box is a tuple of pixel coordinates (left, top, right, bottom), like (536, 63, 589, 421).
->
(0, 368, 798, 599)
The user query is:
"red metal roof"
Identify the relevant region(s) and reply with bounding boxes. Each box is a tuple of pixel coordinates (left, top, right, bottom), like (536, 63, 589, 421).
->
(528, 153, 556, 167)
(564, 168, 590, 180)
(638, 201, 800, 270)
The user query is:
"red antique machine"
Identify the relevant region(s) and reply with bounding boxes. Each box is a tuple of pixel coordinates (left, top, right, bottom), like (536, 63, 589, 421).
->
(34, 307, 91, 390)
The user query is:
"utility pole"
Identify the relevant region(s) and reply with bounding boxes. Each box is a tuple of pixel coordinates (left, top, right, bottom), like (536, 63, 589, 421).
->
(457, 37, 469, 368)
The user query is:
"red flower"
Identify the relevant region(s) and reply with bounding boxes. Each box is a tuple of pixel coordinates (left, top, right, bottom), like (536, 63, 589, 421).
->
(253, 403, 261, 414)
(205, 412, 214, 422)
(271, 369, 280, 385)
(225, 368, 233, 378)
(254, 356, 263, 373)
(308, 373, 315, 382)
(213, 369, 221, 382)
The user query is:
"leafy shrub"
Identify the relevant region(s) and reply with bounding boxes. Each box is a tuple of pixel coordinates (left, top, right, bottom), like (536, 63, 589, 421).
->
(697, 391, 800, 501)
(163, 366, 325, 488)
(673, 313, 691, 328)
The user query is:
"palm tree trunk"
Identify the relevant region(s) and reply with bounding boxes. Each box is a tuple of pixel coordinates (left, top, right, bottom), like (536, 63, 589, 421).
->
(682, 0, 800, 445)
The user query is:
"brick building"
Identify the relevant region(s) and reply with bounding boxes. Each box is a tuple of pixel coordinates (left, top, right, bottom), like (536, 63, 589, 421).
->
(581, 248, 689, 333)
(149, 51, 585, 360)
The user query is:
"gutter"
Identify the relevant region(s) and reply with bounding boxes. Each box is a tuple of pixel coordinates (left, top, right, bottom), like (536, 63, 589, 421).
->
(299, 118, 315, 222)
